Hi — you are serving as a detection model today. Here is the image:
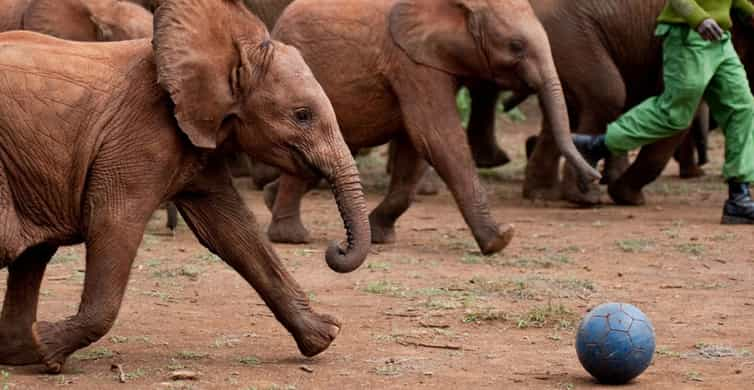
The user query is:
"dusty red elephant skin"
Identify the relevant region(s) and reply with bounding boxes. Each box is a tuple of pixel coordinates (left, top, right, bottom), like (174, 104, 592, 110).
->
(0, 0, 371, 374)
(264, 0, 600, 256)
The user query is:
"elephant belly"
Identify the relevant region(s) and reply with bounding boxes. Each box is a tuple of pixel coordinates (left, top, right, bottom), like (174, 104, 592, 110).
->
(0, 165, 25, 266)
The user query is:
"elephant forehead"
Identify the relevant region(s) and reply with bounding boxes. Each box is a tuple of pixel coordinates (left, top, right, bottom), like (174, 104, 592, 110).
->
(482, 0, 534, 17)
(265, 44, 318, 86)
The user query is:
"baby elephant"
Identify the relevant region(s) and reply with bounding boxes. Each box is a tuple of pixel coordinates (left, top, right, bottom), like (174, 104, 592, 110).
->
(266, 0, 600, 255)
(0, 0, 370, 373)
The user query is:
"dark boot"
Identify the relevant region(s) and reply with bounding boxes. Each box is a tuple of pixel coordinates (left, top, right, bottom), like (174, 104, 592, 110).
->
(722, 181, 754, 224)
(572, 134, 611, 167)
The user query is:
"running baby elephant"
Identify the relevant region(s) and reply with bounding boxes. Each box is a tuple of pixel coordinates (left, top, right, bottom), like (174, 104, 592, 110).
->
(266, 0, 600, 255)
(0, 0, 370, 373)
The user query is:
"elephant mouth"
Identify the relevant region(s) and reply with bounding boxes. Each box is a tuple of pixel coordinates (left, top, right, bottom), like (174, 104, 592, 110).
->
(291, 148, 323, 180)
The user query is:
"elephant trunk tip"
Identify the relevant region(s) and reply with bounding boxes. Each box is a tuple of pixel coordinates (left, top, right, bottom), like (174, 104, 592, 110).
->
(325, 240, 367, 273)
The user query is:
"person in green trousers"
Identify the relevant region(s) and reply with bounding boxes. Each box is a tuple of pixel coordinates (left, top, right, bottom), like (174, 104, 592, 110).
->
(574, 0, 754, 224)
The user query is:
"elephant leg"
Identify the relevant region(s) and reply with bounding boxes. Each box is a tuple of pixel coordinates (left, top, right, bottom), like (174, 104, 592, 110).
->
(250, 159, 281, 190)
(176, 182, 339, 357)
(603, 154, 631, 184)
(558, 53, 627, 205)
(267, 174, 319, 244)
(33, 219, 144, 373)
(369, 135, 429, 244)
(390, 69, 513, 255)
(165, 202, 178, 231)
(694, 103, 710, 166)
(523, 121, 562, 200)
(0, 244, 56, 365)
(608, 131, 688, 205)
(675, 131, 705, 178)
(467, 83, 509, 168)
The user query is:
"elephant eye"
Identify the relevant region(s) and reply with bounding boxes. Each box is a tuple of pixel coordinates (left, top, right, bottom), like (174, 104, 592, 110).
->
(293, 107, 313, 125)
(510, 39, 526, 57)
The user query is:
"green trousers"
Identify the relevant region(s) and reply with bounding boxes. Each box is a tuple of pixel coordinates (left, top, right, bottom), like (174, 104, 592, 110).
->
(606, 23, 754, 182)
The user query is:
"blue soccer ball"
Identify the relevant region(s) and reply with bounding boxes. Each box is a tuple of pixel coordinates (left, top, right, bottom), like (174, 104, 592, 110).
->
(575, 303, 655, 384)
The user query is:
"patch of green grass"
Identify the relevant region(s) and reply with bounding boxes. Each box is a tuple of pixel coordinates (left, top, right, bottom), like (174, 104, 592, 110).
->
(239, 356, 261, 366)
(367, 262, 391, 271)
(293, 248, 317, 257)
(686, 371, 703, 382)
(176, 351, 209, 360)
(109, 336, 129, 344)
(710, 232, 737, 242)
(124, 368, 146, 380)
(166, 359, 186, 371)
(196, 253, 220, 263)
(515, 303, 575, 330)
(362, 280, 404, 297)
(73, 347, 114, 361)
(462, 308, 509, 324)
(656, 346, 682, 358)
(676, 243, 705, 257)
(144, 259, 162, 268)
(374, 363, 402, 377)
(470, 276, 595, 300)
(616, 239, 654, 253)
(212, 335, 241, 349)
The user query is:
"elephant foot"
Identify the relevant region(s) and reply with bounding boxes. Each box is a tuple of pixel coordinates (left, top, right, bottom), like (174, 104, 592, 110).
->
(680, 165, 705, 179)
(562, 184, 601, 206)
(561, 164, 601, 206)
(291, 312, 341, 357)
(608, 181, 646, 206)
(369, 214, 396, 244)
(0, 321, 42, 365)
(472, 146, 511, 169)
(477, 224, 515, 256)
(268, 216, 311, 244)
(32, 321, 75, 374)
(522, 181, 561, 201)
(263, 181, 279, 212)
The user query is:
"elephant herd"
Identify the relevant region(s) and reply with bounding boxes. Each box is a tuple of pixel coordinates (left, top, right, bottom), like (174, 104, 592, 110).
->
(0, 0, 743, 375)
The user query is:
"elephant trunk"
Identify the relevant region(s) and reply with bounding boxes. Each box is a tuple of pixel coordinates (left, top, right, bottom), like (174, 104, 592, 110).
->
(321, 156, 371, 273)
(536, 61, 601, 184)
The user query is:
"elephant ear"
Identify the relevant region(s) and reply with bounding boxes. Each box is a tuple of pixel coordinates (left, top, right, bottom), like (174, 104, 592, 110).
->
(153, 0, 269, 149)
(23, 0, 100, 41)
(389, 0, 489, 77)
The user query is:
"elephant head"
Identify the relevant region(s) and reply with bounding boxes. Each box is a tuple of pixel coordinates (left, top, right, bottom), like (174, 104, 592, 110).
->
(389, 0, 601, 184)
(154, 0, 370, 273)
(23, 0, 153, 41)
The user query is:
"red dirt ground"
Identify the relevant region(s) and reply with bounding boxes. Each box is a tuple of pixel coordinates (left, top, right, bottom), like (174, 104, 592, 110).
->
(2, 108, 753, 389)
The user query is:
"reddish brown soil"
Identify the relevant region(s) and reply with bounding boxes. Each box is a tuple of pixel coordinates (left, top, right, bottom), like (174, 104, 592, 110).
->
(2, 111, 753, 389)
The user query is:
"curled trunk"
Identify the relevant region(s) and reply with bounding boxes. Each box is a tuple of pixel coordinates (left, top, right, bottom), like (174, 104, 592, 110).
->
(537, 64, 601, 184)
(323, 162, 370, 273)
